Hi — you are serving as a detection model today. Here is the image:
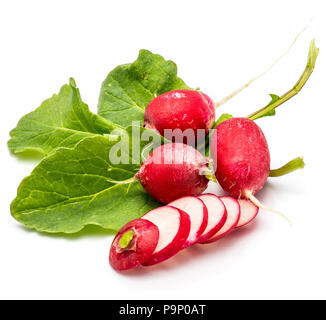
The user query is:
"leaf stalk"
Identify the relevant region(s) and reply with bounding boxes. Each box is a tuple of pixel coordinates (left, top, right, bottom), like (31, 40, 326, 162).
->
(247, 40, 319, 120)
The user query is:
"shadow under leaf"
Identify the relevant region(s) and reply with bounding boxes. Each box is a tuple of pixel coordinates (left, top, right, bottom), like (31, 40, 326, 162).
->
(17, 224, 116, 240)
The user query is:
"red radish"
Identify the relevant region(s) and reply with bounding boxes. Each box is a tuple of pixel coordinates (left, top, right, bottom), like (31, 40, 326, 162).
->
(136, 143, 212, 203)
(141, 206, 191, 266)
(210, 118, 290, 223)
(196, 194, 227, 243)
(236, 199, 259, 228)
(211, 117, 270, 200)
(109, 219, 159, 271)
(144, 90, 215, 144)
(204, 196, 240, 243)
(108, 143, 214, 204)
(169, 196, 208, 247)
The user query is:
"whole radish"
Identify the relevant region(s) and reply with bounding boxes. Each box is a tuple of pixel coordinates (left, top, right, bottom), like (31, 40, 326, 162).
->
(136, 143, 212, 203)
(108, 142, 214, 204)
(144, 90, 215, 144)
(211, 117, 270, 200)
(211, 117, 291, 224)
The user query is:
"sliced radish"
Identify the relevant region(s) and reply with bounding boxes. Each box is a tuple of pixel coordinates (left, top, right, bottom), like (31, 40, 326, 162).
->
(204, 196, 240, 243)
(169, 196, 208, 247)
(109, 219, 159, 271)
(196, 194, 227, 243)
(236, 199, 259, 228)
(141, 206, 190, 266)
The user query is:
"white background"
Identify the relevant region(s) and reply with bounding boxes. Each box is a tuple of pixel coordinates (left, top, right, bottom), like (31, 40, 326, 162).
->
(0, 0, 325, 300)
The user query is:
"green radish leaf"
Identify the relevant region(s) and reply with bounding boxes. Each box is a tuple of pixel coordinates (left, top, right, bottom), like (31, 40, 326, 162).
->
(253, 94, 279, 120)
(215, 113, 233, 126)
(98, 49, 191, 127)
(8, 78, 121, 157)
(11, 130, 163, 234)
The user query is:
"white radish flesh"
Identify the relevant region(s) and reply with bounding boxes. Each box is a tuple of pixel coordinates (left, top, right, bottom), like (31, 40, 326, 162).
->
(141, 206, 190, 266)
(196, 194, 227, 243)
(236, 199, 259, 228)
(169, 196, 208, 247)
(204, 196, 240, 243)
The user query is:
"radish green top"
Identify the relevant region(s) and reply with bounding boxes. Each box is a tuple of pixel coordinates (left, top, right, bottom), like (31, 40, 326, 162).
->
(118, 230, 134, 249)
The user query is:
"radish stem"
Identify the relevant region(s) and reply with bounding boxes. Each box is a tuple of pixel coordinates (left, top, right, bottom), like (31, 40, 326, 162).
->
(118, 230, 134, 249)
(247, 39, 319, 120)
(107, 176, 137, 184)
(269, 157, 305, 177)
(203, 167, 218, 183)
(200, 159, 218, 183)
(214, 23, 309, 108)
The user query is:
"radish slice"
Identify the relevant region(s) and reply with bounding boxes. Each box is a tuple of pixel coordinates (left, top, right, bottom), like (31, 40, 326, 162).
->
(196, 194, 227, 243)
(236, 199, 259, 228)
(204, 196, 240, 243)
(109, 219, 159, 271)
(169, 196, 208, 247)
(141, 206, 191, 266)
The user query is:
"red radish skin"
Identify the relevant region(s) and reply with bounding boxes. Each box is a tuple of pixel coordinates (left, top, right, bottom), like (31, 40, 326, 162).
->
(196, 194, 227, 243)
(211, 117, 270, 199)
(169, 196, 208, 247)
(204, 196, 240, 243)
(236, 199, 259, 228)
(109, 219, 159, 271)
(144, 90, 215, 144)
(137, 143, 210, 204)
(141, 206, 191, 266)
